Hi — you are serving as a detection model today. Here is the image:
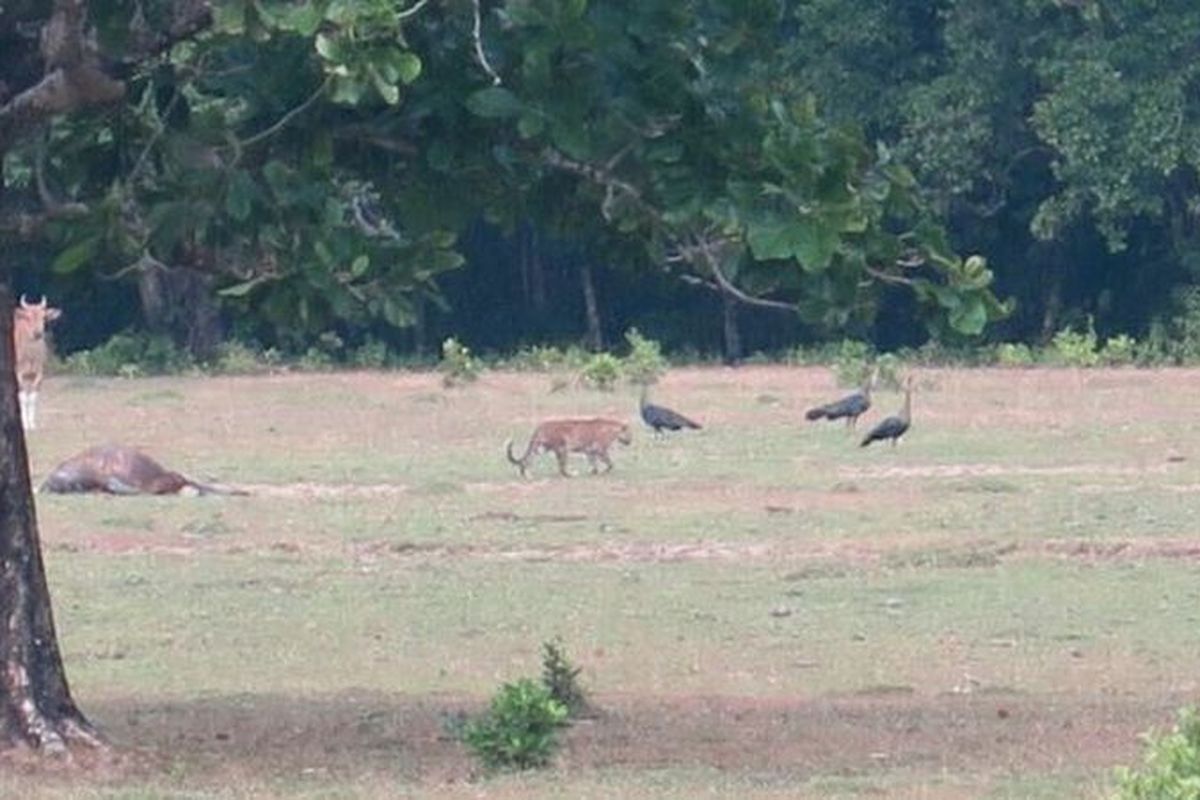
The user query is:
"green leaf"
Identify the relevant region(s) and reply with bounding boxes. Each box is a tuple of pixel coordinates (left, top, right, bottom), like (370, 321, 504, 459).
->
(266, 1, 323, 35)
(315, 32, 339, 61)
(51, 237, 100, 274)
(466, 87, 523, 119)
(330, 77, 366, 105)
(746, 216, 838, 271)
(518, 113, 545, 139)
(219, 277, 269, 298)
(350, 254, 370, 277)
(394, 52, 422, 84)
(949, 296, 988, 335)
(225, 171, 256, 221)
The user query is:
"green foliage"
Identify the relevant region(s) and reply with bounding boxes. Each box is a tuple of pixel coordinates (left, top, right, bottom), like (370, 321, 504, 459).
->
(1047, 322, 1100, 368)
(872, 353, 904, 392)
(350, 337, 391, 370)
(211, 340, 276, 375)
(439, 337, 479, 387)
(994, 342, 1036, 368)
(462, 678, 568, 772)
(622, 328, 668, 387)
(540, 638, 588, 719)
(1140, 287, 1200, 365)
(62, 332, 193, 377)
(1100, 334, 1137, 367)
(831, 340, 875, 388)
(579, 353, 623, 391)
(505, 345, 591, 373)
(1114, 707, 1200, 800)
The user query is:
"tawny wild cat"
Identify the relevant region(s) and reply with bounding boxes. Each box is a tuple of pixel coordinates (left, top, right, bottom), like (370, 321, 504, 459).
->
(505, 418, 633, 477)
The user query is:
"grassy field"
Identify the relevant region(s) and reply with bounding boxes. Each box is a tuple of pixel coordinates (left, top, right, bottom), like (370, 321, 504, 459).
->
(8, 366, 1200, 798)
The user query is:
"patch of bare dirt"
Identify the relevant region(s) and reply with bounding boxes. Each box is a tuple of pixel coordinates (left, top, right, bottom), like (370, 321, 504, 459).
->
(80, 689, 1185, 787)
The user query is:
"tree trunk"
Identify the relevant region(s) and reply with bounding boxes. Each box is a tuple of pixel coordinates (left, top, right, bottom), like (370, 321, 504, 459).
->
(523, 225, 546, 312)
(412, 296, 427, 358)
(0, 285, 104, 756)
(722, 294, 742, 364)
(580, 262, 603, 351)
(136, 259, 223, 361)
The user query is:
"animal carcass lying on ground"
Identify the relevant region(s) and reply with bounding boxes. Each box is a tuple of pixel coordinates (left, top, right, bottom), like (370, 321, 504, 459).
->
(39, 445, 249, 496)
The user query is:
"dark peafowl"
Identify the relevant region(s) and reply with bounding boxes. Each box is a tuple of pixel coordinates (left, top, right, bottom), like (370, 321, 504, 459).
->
(860, 376, 913, 448)
(806, 366, 878, 429)
(639, 388, 702, 434)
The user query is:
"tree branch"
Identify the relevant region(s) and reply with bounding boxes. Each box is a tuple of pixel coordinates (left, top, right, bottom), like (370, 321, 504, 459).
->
(543, 146, 800, 313)
(238, 76, 332, 150)
(397, 0, 432, 22)
(0, 0, 214, 153)
(472, 0, 502, 86)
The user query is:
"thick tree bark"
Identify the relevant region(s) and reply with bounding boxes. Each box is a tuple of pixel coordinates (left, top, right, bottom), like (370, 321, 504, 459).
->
(136, 260, 223, 361)
(0, 0, 213, 759)
(580, 262, 603, 351)
(0, 285, 104, 756)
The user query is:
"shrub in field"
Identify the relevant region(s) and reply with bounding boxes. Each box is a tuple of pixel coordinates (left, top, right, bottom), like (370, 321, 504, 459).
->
(994, 342, 1036, 368)
(579, 352, 622, 390)
(1047, 322, 1099, 367)
(622, 328, 667, 386)
(1100, 334, 1137, 366)
(541, 638, 589, 718)
(507, 344, 591, 372)
(63, 331, 193, 376)
(872, 353, 904, 391)
(350, 337, 391, 369)
(440, 336, 480, 387)
(211, 340, 275, 374)
(832, 340, 875, 387)
(1113, 707, 1200, 800)
(463, 678, 569, 771)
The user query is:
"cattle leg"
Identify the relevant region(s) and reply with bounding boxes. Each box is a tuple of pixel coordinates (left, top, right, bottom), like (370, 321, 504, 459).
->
(27, 391, 37, 430)
(18, 390, 34, 430)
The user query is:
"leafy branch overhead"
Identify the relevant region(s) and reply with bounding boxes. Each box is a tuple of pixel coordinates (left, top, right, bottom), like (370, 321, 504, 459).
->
(461, 1, 1009, 337)
(8, 0, 1009, 346)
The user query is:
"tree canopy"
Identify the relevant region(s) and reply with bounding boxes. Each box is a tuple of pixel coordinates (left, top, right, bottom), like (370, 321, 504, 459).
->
(6, 0, 1200, 358)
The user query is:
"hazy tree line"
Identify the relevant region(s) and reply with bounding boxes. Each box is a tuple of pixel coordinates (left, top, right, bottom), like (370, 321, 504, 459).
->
(5, 0, 1199, 363)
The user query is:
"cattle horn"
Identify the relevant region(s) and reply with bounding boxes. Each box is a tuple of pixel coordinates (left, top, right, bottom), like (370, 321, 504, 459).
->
(37, 296, 47, 308)
(19, 294, 31, 308)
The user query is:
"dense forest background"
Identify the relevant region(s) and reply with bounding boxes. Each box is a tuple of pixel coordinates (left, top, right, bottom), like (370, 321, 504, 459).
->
(4, 0, 1200, 363)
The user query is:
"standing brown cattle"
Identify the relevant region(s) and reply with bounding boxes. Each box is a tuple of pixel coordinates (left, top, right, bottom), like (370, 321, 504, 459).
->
(12, 295, 61, 431)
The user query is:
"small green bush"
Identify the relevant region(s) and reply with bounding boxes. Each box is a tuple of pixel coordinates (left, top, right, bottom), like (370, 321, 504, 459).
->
(994, 342, 1035, 368)
(1047, 322, 1099, 367)
(350, 337, 391, 369)
(622, 328, 668, 386)
(579, 352, 622, 391)
(507, 344, 590, 372)
(1113, 707, 1200, 800)
(211, 340, 273, 375)
(831, 340, 874, 387)
(297, 346, 335, 372)
(463, 678, 569, 771)
(62, 332, 193, 376)
(541, 638, 588, 718)
(1100, 334, 1137, 366)
(439, 336, 480, 387)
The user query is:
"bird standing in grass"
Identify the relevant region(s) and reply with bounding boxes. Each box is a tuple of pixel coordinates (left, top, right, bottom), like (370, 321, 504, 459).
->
(860, 376, 913, 448)
(806, 366, 878, 429)
(639, 387, 702, 435)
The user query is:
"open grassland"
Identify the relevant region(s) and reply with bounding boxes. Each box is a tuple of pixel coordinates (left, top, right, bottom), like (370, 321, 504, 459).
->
(10, 367, 1200, 798)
